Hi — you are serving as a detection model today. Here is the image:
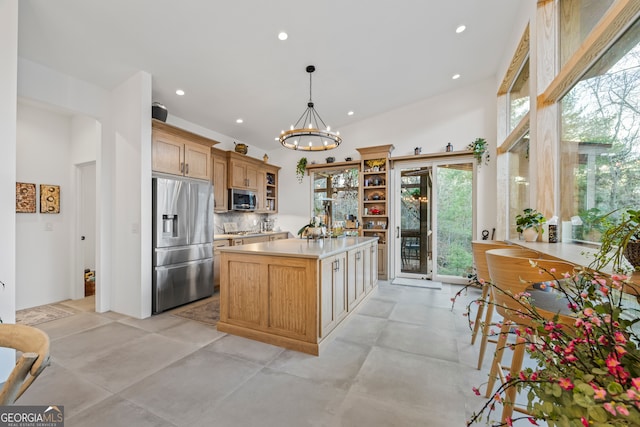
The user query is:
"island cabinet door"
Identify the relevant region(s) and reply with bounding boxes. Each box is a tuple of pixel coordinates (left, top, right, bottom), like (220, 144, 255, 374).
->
(351, 247, 366, 303)
(319, 253, 347, 337)
(370, 242, 379, 288)
(363, 243, 373, 293)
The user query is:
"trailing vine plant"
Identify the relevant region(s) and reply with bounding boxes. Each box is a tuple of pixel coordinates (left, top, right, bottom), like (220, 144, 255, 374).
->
(468, 137, 490, 166)
(296, 157, 308, 183)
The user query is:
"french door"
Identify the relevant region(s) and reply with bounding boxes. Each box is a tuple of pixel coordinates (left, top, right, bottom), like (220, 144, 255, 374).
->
(393, 158, 474, 284)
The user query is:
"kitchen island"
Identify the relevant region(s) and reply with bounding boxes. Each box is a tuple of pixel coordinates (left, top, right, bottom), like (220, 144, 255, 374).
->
(217, 236, 378, 355)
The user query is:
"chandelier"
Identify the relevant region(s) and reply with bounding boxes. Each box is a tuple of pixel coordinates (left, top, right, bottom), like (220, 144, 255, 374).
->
(279, 65, 342, 151)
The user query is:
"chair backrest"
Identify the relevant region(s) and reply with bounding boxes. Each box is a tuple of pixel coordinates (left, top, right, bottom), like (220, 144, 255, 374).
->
(485, 248, 577, 325)
(0, 324, 51, 404)
(471, 241, 524, 282)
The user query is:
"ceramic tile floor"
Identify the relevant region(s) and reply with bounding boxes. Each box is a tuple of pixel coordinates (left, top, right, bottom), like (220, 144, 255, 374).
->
(18, 282, 522, 426)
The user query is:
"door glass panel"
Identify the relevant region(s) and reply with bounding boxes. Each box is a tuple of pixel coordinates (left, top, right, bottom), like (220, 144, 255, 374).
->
(399, 166, 432, 276)
(435, 164, 473, 278)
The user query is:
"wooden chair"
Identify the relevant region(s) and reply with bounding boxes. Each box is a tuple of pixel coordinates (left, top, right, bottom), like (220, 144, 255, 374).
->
(470, 241, 520, 370)
(485, 248, 577, 423)
(0, 324, 51, 405)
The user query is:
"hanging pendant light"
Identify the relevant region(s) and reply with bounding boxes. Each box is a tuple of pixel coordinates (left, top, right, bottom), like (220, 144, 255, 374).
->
(279, 65, 342, 151)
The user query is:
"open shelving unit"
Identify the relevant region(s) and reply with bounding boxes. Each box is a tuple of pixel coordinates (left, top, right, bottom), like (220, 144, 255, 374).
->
(356, 144, 394, 280)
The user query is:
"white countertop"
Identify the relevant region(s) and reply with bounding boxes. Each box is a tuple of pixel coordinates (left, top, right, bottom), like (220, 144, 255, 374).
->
(511, 240, 639, 291)
(218, 236, 378, 259)
(214, 231, 289, 240)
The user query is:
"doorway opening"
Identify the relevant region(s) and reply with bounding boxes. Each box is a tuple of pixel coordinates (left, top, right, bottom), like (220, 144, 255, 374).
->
(394, 159, 474, 284)
(77, 162, 96, 309)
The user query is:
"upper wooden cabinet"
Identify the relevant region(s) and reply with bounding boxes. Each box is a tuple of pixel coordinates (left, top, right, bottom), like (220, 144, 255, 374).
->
(227, 152, 259, 190)
(152, 121, 216, 180)
(211, 147, 228, 212)
(257, 165, 279, 213)
(227, 151, 280, 213)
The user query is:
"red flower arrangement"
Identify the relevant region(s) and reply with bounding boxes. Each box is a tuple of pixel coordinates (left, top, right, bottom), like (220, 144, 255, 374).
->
(456, 265, 640, 426)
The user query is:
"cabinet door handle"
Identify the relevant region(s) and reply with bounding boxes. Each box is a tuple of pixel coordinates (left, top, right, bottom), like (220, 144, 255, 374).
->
(180, 162, 185, 173)
(396, 226, 400, 238)
(186, 164, 189, 175)
(334, 259, 340, 272)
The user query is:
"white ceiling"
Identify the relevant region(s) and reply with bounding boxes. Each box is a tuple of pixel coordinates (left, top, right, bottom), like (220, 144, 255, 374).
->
(17, 0, 522, 151)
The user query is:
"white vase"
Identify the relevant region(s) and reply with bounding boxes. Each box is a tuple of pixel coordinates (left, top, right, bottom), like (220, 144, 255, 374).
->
(522, 228, 539, 242)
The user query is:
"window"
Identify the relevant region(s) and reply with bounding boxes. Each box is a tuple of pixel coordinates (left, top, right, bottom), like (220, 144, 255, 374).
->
(559, 0, 615, 67)
(560, 18, 640, 242)
(312, 168, 359, 231)
(508, 132, 530, 238)
(509, 57, 530, 132)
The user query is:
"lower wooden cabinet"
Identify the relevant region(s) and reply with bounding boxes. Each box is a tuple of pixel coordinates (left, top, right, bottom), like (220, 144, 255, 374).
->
(231, 235, 269, 246)
(377, 243, 387, 279)
(269, 232, 289, 241)
(213, 239, 231, 288)
(369, 242, 379, 289)
(218, 237, 378, 355)
(347, 246, 365, 310)
(320, 252, 347, 337)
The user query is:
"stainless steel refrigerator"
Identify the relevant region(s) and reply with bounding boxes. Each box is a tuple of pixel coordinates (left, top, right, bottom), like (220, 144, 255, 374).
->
(152, 175, 214, 313)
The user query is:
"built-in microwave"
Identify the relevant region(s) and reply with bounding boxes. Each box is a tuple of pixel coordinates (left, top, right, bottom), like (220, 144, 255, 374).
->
(229, 188, 257, 211)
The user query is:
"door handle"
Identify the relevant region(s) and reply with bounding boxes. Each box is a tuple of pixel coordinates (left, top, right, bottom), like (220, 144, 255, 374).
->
(186, 164, 189, 175)
(180, 162, 185, 173)
(396, 226, 400, 238)
(81, 236, 86, 240)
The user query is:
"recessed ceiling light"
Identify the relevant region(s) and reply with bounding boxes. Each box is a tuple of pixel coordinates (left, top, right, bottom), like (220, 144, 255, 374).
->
(456, 25, 466, 34)
(347, 111, 354, 116)
(176, 89, 185, 96)
(278, 32, 288, 41)
(236, 118, 243, 124)
(452, 74, 461, 80)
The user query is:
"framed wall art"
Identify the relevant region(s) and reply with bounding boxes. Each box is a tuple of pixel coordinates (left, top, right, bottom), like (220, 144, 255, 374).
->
(16, 182, 37, 213)
(40, 184, 61, 214)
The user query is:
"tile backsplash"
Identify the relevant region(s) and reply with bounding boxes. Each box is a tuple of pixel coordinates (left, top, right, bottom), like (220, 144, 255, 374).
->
(214, 211, 275, 234)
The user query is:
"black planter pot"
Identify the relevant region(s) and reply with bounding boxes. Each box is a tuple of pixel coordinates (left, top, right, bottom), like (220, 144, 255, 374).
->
(152, 102, 168, 122)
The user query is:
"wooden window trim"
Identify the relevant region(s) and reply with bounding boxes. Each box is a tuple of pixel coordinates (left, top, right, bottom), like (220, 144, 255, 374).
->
(498, 112, 530, 155)
(538, 0, 640, 106)
(498, 24, 531, 96)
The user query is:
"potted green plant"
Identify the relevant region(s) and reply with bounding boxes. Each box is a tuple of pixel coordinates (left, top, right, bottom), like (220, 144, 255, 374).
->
(516, 208, 546, 242)
(468, 137, 490, 166)
(593, 208, 640, 273)
(296, 157, 307, 183)
(297, 216, 326, 239)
